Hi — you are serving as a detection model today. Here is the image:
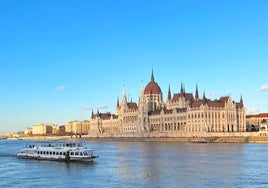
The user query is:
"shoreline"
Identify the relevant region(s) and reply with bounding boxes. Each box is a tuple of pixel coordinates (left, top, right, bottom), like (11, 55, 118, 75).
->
(8, 135, 268, 143)
(81, 136, 268, 143)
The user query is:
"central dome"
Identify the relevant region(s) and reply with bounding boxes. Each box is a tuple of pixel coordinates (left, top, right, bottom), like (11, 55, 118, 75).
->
(144, 71, 162, 95)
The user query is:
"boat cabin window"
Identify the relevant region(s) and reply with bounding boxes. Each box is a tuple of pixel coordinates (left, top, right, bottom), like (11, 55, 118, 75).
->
(70, 152, 74, 156)
(66, 143, 73, 147)
(75, 152, 79, 156)
(83, 151, 88, 156)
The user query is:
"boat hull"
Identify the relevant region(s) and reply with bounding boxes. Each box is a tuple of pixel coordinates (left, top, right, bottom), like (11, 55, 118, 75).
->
(17, 154, 98, 162)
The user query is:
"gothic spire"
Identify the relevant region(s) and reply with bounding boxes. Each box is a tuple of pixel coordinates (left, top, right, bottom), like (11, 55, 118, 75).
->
(240, 94, 244, 107)
(122, 85, 127, 105)
(195, 84, 199, 100)
(203, 91, 206, 101)
(180, 82, 184, 97)
(117, 96, 119, 108)
(91, 110, 94, 119)
(168, 85, 171, 100)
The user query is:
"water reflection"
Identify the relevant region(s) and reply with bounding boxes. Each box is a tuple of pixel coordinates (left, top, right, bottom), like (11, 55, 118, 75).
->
(113, 142, 247, 187)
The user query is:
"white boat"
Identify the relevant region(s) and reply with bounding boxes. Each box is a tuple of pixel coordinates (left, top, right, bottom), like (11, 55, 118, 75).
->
(17, 140, 98, 162)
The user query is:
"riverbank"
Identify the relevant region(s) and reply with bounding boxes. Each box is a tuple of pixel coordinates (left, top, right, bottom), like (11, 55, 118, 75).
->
(81, 136, 268, 143)
(10, 135, 268, 143)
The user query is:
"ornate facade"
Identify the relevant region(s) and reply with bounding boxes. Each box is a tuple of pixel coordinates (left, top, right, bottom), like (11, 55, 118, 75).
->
(89, 71, 246, 136)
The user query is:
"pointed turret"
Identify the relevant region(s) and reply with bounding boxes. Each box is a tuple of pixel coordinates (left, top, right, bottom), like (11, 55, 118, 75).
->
(240, 95, 244, 107)
(117, 96, 120, 108)
(167, 85, 171, 101)
(180, 82, 184, 97)
(202, 91, 207, 101)
(195, 84, 199, 100)
(91, 110, 94, 119)
(179, 82, 186, 97)
(121, 85, 127, 105)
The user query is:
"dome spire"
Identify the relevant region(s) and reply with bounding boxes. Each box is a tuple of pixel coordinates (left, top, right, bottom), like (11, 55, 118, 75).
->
(144, 70, 162, 95)
(151, 69, 155, 82)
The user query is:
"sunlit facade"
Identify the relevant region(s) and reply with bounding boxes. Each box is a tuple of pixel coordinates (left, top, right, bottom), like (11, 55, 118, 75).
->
(89, 71, 246, 136)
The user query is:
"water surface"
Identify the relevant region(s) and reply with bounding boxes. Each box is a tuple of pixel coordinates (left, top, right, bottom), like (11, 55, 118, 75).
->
(1, 140, 268, 187)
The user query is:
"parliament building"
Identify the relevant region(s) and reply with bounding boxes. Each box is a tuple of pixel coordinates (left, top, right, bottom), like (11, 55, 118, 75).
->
(89, 71, 246, 137)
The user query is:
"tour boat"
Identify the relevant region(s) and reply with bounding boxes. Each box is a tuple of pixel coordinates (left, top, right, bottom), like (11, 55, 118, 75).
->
(17, 140, 98, 162)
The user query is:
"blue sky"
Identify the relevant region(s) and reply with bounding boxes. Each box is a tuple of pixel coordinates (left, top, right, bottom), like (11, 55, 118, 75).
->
(1, 0, 268, 133)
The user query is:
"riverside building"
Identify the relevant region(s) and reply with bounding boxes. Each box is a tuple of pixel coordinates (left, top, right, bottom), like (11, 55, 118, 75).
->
(89, 71, 246, 137)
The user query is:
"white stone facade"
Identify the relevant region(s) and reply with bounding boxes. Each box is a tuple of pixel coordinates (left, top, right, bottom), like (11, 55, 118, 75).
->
(89, 71, 246, 136)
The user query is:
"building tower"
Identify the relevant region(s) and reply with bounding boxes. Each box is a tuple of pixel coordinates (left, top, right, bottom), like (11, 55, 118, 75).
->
(138, 82, 149, 132)
(195, 84, 199, 100)
(143, 70, 163, 113)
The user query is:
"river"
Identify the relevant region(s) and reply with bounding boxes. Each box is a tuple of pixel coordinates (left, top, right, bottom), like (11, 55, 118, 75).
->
(1, 140, 268, 187)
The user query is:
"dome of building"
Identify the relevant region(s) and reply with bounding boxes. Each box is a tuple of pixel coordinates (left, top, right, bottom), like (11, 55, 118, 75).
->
(144, 71, 162, 95)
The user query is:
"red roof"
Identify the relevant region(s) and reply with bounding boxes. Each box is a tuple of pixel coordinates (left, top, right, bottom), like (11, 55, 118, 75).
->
(127, 102, 138, 110)
(144, 81, 162, 95)
(91, 112, 118, 120)
(172, 93, 194, 102)
(247, 113, 268, 118)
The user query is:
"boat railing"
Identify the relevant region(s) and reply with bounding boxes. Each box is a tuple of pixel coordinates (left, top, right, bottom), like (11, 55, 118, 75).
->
(26, 141, 85, 148)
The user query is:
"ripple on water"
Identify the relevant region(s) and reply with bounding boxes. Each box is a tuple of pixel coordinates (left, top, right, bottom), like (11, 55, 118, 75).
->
(1, 141, 268, 188)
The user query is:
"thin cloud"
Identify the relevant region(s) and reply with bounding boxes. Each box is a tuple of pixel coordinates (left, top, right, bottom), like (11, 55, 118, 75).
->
(206, 93, 217, 99)
(96, 105, 108, 110)
(82, 106, 92, 111)
(82, 105, 108, 111)
(257, 85, 268, 92)
(55, 85, 65, 92)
